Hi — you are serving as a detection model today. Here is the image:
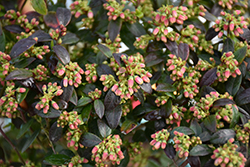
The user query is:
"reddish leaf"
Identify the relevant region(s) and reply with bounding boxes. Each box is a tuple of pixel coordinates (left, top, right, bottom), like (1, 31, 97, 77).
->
(56, 7, 71, 26)
(210, 129, 235, 144)
(4, 25, 25, 33)
(235, 88, 250, 106)
(139, 82, 153, 94)
(199, 67, 217, 87)
(80, 132, 102, 147)
(178, 43, 189, 61)
(53, 45, 70, 65)
(165, 40, 178, 55)
(94, 99, 105, 119)
(198, 131, 211, 142)
(29, 30, 52, 42)
(44, 12, 60, 29)
(108, 18, 122, 43)
(49, 122, 63, 142)
(189, 145, 212, 157)
(10, 38, 37, 58)
(205, 27, 218, 41)
(5, 69, 33, 80)
(97, 119, 111, 138)
(97, 44, 112, 58)
(121, 120, 137, 135)
(104, 89, 121, 111)
(105, 105, 122, 129)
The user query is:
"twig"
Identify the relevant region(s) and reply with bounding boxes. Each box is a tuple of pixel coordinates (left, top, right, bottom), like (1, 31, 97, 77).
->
(0, 123, 25, 165)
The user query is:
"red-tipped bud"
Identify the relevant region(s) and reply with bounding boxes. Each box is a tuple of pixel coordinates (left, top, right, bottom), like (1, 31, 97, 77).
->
(111, 84, 118, 92)
(17, 87, 26, 93)
(87, 11, 93, 18)
(128, 78, 134, 88)
(120, 13, 125, 19)
(75, 11, 81, 18)
(52, 101, 59, 110)
(153, 28, 159, 35)
(135, 76, 143, 85)
(142, 75, 150, 83)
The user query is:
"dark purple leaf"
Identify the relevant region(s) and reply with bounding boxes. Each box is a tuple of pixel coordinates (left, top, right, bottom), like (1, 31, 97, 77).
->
(5, 69, 33, 80)
(94, 99, 105, 119)
(97, 64, 116, 78)
(144, 110, 161, 121)
(225, 74, 242, 96)
(60, 85, 73, 102)
(171, 126, 194, 137)
(210, 129, 236, 144)
(165, 40, 178, 55)
(145, 53, 164, 67)
(105, 105, 122, 129)
(159, 99, 172, 118)
(35, 106, 61, 118)
(10, 38, 37, 58)
(69, 88, 78, 105)
(104, 89, 121, 111)
(125, 21, 146, 37)
(211, 3, 222, 17)
(139, 82, 152, 94)
(44, 12, 60, 29)
(163, 144, 176, 159)
(56, 7, 71, 26)
(234, 46, 247, 64)
(25, 11, 41, 21)
(77, 97, 93, 107)
(230, 105, 240, 128)
(198, 131, 211, 142)
(213, 98, 235, 107)
(188, 156, 201, 167)
(199, 67, 217, 87)
(189, 145, 212, 157)
(61, 32, 79, 44)
(14, 57, 36, 68)
(97, 44, 112, 58)
(80, 132, 102, 147)
(204, 11, 217, 22)
(48, 56, 58, 73)
(57, 99, 68, 110)
(113, 53, 127, 66)
(235, 88, 250, 106)
(200, 86, 217, 98)
(203, 159, 215, 167)
(1, 0, 16, 10)
(4, 25, 25, 33)
(178, 43, 189, 61)
(29, 30, 52, 42)
(44, 154, 70, 166)
(120, 119, 137, 135)
(156, 83, 176, 92)
(49, 121, 63, 142)
(203, 115, 216, 133)
(132, 103, 157, 116)
(238, 106, 250, 120)
(205, 27, 219, 41)
(134, 89, 144, 106)
(0, 23, 5, 52)
(222, 38, 234, 54)
(97, 119, 111, 138)
(240, 28, 250, 42)
(30, 0, 47, 15)
(190, 119, 202, 136)
(108, 18, 122, 43)
(53, 45, 70, 65)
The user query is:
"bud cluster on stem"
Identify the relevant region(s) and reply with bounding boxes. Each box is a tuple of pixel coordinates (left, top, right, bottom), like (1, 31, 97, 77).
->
(23, 45, 50, 60)
(66, 128, 84, 150)
(32, 64, 49, 81)
(88, 88, 102, 100)
(57, 111, 83, 129)
(128, 142, 143, 158)
(166, 54, 187, 81)
(173, 131, 192, 158)
(166, 106, 187, 124)
(150, 129, 170, 150)
(61, 155, 88, 167)
(49, 24, 67, 43)
(235, 125, 249, 144)
(85, 63, 98, 83)
(218, 0, 247, 9)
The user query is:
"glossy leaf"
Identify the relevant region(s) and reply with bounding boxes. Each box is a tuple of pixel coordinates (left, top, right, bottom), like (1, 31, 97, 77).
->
(205, 27, 218, 41)
(0, 23, 5, 52)
(15, 57, 36, 68)
(108, 18, 122, 43)
(222, 38, 234, 54)
(165, 40, 178, 55)
(97, 44, 112, 58)
(234, 46, 247, 64)
(170, 126, 194, 137)
(139, 82, 153, 94)
(198, 131, 211, 142)
(61, 32, 79, 44)
(156, 83, 176, 92)
(230, 105, 240, 128)
(97, 119, 111, 138)
(21, 130, 40, 153)
(121, 120, 137, 135)
(31, 0, 47, 15)
(190, 119, 202, 136)
(16, 119, 34, 139)
(81, 104, 92, 123)
(178, 43, 189, 61)
(80, 132, 102, 147)
(77, 97, 93, 107)
(225, 74, 242, 96)
(235, 88, 250, 106)
(213, 98, 235, 107)
(10, 38, 36, 58)
(4, 25, 24, 34)
(199, 67, 217, 87)
(125, 21, 146, 37)
(132, 103, 157, 116)
(44, 154, 70, 166)
(105, 105, 122, 129)
(56, 7, 71, 26)
(94, 99, 105, 119)
(132, 129, 146, 142)
(16, 88, 29, 104)
(53, 45, 70, 65)
(5, 69, 33, 81)
(189, 145, 213, 156)
(204, 11, 217, 22)
(203, 115, 216, 133)
(188, 156, 201, 167)
(134, 89, 144, 106)
(60, 85, 73, 102)
(210, 129, 236, 144)
(29, 30, 52, 42)
(163, 144, 176, 160)
(97, 64, 116, 77)
(145, 53, 164, 67)
(44, 12, 59, 29)
(211, 3, 222, 17)
(104, 89, 121, 111)
(49, 121, 63, 142)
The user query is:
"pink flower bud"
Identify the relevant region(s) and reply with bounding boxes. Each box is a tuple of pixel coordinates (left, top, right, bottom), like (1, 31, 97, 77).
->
(214, 157, 223, 166)
(172, 10, 177, 18)
(120, 13, 125, 19)
(164, 19, 169, 26)
(63, 78, 68, 87)
(135, 76, 143, 85)
(154, 141, 161, 149)
(169, 17, 176, 23)
(235, 68, 241, 75)
(111, 84, 118, 92)
(87, 11, 93, 18)
(142, 75, 150, 83)
(128, 78, 134, 88)
(229, 23, 234, 31)
(56, 89, 63, 96)
(85, 70, 90, 75)
(52, 101, 59, 110)
(153, 28, 159, 35)
(115, 89, 122, 96)
(75, 11, 81, 18)
(155, 14, 160, 22)
(18, 87, 26, 93)
(161, 36, 167, 43)
(168, 65, 175, 71)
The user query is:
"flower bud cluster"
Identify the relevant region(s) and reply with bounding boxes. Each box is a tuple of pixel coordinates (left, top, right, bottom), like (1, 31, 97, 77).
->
(66, 128, 84, 150)
(103, 0, 137, 23)
(57, 111, 83, 129)
(0, 82, 25, 118)
(32, 65, 49, 81)
(16, 30, 36, 41)
(4, 10, 20, 20)
(55, 62, 84, 88)
(0, 52, 13, 76)
(243, 120, 250, 132)
(218, 0, 248, 9)
(166, 106, 187, 124)
(173, 131, 192, 158)
(62, 155, 88, 167)
(88, 88, 102, 100)
(17, 15, 39, 32)
(23, 45, 50, 60)
(217, 51, 241, 82)
(132, 0, 153, 17)
(166, 54, 187, 81)
(85, 63, 97, 83)
(150, 129, 170, 150)
(155, 95, 169, 107)
(195, 59, 215, 71)
(185, 5, 207, 18)
(35, 82, 63, 114)
(91, 134, 124, 166)
(211, 138, 246, 167)
(49, 24, 67, 42)
(190, 136, 202, 147)
(186, 0, 199, 7)
(100, 74, 117, 92)
(128, 142, 142, 158)
(134, 34, 154, 50)
(213, 10, 248, 38)
(235, 125, 249, 144)
(122, 102, 131, 116)
(23, 160, 35, 167)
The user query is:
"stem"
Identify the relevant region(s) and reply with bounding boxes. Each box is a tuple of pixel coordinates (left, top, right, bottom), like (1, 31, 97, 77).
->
(19, 0, 27, 13)
(0, 123, 25, 165)
(179, 0, 186, 6)
(179, 159, 189, 167)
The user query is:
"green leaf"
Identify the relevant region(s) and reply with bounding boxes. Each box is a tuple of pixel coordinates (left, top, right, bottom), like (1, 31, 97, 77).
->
(44, 154, 71, 166)
(81, 104, 92, 123)
(121, 119, 137, 135)
(108, 18, 122, 43)
(203, 115, 216, 133)
(16, 119, 34, 139)
(230, 105, 240, 128)
(97, 44, 112, 58)
(21, 129, 40, 153)
(5, 69, 33, 81)
(97, 119, 111, 138)
(77, 97, 93, 107)
(234, 46, 247, 64)
(225, 74, 242, 96)
(235, 88, 250, 106)
(190, 119, 202, 136)
(16, 88, 29, 104)
(125, 21, 146, 37)
(189, 144, 213, 156)
(31, 0, 48, 15)
(171, 126, 194, 137)
(156, 83, 176, 92)
(0, 23, 5, 52)
(198, 131, 211, 142)
(80, 132, 102, 147)
(210, 129, 235, 144)
(94, 99, 105, 119)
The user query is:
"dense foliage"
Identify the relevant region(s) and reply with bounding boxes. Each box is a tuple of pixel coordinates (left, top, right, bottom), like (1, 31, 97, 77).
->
(1, 0, 250, 166)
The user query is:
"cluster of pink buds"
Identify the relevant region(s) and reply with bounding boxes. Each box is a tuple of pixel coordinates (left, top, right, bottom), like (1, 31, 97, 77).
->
(134, 34, 154, 50)
(0, 52, 13, 76)
(85, 63, 97, 83)
(189, 91, 220, 119)
(122, 102, 131, 116)
(211, 138, 246, 167)
(243, 120, 250, 132)
(0, 82, 26, 118)
(235, 125, 249, 144)
(185, 5, 207, 18)
(17, 15, 39, 32)
(190, 136, 202, 147)
(49, 24, 67, 42)
(23, 45, 50, 59)
(35, 82, 63, 114)
(66, 128, 84, 150)
(16, 30, 36, 40)
(55, 61, 84, 88)
(103, 0, 137, 23)
(88, 88, 102, 100)
(61, 155, 88, 167)
(150, 129, 170, 150)
(186, 0, 200, 7)
(4, 10, 20, 20)
(213, 103, 236, 128)
(128, 142, 142, 158)
(155, 95, 169, 107)
(24, 160, 35, 167)
(57, 111, 83, 129)
(195, 59, 215, 71)
(91, 134, 124, 166)
(213, 10, 248, 38)
(218, 0, 247, 9)
(32, 64, 49, 81)
(166, 54, 187, 81)
(217, 51, 241, 82)
(100, 74, 116, 92)
(166, 106, 187, 124)
(152, 26, 180, 43)
(173, 131, 192, 158)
